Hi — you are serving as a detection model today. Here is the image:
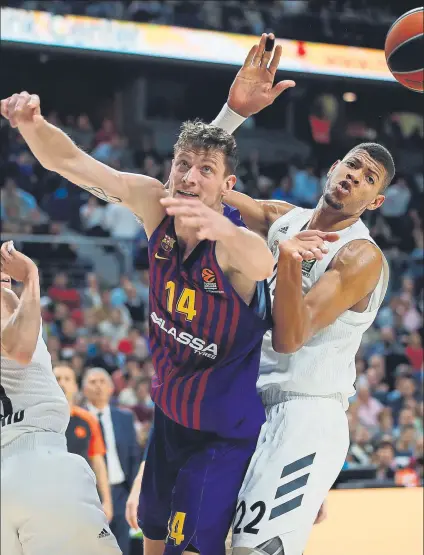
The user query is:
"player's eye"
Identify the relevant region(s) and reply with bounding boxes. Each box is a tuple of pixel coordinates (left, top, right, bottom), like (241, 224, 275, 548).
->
(346, 160, 355, 168)
(202, 166, 212, 174)
(366, 175, 375, 185)
(178, 160, 189, 169)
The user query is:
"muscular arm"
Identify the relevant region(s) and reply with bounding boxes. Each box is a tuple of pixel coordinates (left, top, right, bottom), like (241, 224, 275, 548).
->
(224, 191, 295, 237)
(216, 224, 274, 282)
(272, 241, 383, 353)
(1, 271, 41, 365)
(90, 454, 112, 505)
(16, 117, 166, 237)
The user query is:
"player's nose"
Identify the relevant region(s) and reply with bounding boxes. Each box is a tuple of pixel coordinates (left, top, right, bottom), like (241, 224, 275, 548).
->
(346, 172, 360, 185)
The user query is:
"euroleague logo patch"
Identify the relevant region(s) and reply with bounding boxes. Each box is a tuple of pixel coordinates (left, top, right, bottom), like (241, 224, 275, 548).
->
(202, 268, 216, 283)
(201, 268, 222, 293)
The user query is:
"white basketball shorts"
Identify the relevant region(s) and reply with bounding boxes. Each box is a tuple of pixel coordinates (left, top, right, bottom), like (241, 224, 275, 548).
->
(231, 393, 349, 555)
(1, 436, 121, 555)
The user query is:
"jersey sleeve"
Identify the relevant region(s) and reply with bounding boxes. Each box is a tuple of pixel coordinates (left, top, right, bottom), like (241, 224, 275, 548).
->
(87, 414, 106, 458)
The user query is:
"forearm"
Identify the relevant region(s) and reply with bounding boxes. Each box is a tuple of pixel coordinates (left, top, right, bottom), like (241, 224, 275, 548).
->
(17, 118, 129, 204)
(219, 226, 274, 281)
(272, 254, 310, 353)
(91, 455, 112, 504)
(211, 103, 247, 134)
(1, 271, 40, 364)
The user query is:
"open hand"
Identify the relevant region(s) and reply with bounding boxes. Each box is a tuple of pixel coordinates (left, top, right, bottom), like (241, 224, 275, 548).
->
(228, 33, 296, 118)
(161, 198, 233, 241)
(1, 91, 43, 128)
(279, 230, 340, 262)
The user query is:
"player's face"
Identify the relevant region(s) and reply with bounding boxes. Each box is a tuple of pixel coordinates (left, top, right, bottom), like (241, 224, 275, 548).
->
(322, 149, 387, 216)
(169, 148, 236, 211)
(54, 366, 78, 402)
(0, 272, 12, 289)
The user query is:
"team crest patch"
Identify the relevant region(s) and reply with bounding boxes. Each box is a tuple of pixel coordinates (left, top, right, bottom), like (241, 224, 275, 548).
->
(301, 259, 317, 277)
(271, 239, 280, 257)
(161, 235, 176, 252)
(279, 226, 289, 234)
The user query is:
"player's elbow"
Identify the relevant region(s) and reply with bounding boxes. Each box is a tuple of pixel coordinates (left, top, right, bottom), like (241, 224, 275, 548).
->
(272, 330, 305, 354)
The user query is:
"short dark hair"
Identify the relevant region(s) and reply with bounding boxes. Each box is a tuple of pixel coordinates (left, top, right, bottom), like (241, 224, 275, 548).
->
(347, 142, 395, 192)
(174, 119, 238, 175)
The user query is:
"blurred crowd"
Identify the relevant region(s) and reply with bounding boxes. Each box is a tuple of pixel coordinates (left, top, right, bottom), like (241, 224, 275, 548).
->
(1, 97, 422, 488)
(5, 0, 416, 48)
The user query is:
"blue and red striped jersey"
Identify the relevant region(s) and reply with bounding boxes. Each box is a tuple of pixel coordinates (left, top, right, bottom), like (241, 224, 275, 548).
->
(148, 204, 271, 439)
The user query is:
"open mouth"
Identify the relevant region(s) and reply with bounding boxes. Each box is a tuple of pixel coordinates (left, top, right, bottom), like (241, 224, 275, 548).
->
(337, 181, 351, 194)
(176, 190, 199, 198)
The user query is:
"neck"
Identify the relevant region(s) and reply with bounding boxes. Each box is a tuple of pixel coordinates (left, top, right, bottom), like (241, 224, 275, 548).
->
(90, 400, 108, 411)
(308, 197, 362, 232)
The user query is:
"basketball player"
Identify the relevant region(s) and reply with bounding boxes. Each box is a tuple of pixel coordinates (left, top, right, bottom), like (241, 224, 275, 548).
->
(1, 35, 331, 555)
(53, 363, 113, 523)
(222, 143, 394, 554)
(0, 241, 121, 555)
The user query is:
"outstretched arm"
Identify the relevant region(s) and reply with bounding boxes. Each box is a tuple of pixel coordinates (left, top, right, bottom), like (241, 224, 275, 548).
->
(273, 239, 383, 353)
(0, 242, 41, 365)
(0, 93, 166, 237)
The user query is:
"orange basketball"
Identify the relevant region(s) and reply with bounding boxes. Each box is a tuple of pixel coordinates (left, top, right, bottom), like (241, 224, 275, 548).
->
(385, 7, 424, 92)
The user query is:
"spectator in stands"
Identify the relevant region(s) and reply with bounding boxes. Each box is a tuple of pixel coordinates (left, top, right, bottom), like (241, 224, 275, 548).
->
(356, 384, 384, 431)
(374, 407, 395, 443)
(98, 307, 131, 349)
(374, 441, 396, 481)
(102, 203, 141, 239)
(387, 375, 422, 424)
(82, 272, 103, 309)
(83, 367, 141, 555)
(72, 113, 95, 151)
(48, 271, 81, 309)
(79, 196, 107, 235)
(1, 175, 42, 230)
(54, 364, 113, 522)
(347, 426, 374, 466)
(290, 162, 321, 207)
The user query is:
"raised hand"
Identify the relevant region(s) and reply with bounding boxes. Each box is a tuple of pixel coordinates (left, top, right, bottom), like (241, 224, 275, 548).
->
(0, 91, 43, 128)
(160, 198, 234, 242)
(279, 230, 340, 262)
(0, 241, 38, 282)
(228, 33, 296, 118)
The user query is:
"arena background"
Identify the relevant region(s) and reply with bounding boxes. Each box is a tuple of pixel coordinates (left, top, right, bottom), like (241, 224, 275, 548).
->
(1, 2, 423, 554)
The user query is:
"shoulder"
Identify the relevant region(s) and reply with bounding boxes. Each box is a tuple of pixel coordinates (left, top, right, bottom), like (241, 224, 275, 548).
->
(261, 200, 296, 226)
(113, 405, 134, 420)
(330, 240, 383, 281)
(72, 405, 97, 426)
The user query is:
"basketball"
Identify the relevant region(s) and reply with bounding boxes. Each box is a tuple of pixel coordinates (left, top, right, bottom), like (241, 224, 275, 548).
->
(384, 7, 424, 92)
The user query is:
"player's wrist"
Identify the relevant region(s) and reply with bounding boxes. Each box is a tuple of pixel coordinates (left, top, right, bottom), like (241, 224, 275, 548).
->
(212, 103, 247, 134)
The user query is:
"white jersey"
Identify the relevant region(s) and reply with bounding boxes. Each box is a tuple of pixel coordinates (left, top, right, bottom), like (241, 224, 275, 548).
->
(258, 207, 389, 407)
(0, 322, 69, 450)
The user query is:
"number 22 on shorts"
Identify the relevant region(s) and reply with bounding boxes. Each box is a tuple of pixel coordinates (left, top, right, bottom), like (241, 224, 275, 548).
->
(167, 511, 186, 546)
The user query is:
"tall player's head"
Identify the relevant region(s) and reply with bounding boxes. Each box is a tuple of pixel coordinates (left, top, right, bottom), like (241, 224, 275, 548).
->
(322, 143, 395, 217)
(54, 364, 78, 404)
(168, 120, 238, 211)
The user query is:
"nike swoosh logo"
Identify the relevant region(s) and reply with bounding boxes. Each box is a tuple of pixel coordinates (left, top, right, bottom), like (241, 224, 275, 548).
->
(155, 253, 168, 260)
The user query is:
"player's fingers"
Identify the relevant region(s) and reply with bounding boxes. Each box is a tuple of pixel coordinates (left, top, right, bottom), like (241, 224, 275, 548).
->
(300, 249, 315, 260)
(291, 251, 303, 262)
(0, 98, 11, 119)
(125, 503, 137, 529)
(180, 216, 203, 228)
(252, 33, 267, 66)
(260, 33, 275, 68)
(164, 205, 199, 217)
(323, 232, 339, 242)
(311, 247, 324, 260)
(271, 80, 296, 100)
(243, 45, 258, 68)
(28, 93, 40, 110)
(268, 44, 283, 75)
(15, 91, 31, 112)
(0, 241, 14, 261)
(7, 94, 20, 127)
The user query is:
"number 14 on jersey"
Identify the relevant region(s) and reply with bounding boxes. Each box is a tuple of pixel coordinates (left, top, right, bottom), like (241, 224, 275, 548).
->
(165, 281, 197, 322)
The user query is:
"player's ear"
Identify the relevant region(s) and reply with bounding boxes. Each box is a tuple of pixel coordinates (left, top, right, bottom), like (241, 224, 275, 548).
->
(367, 194, 385, 211)
(328, 160, 340, 176)
(222, 175, 237, 197)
